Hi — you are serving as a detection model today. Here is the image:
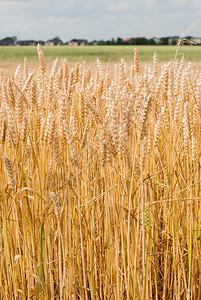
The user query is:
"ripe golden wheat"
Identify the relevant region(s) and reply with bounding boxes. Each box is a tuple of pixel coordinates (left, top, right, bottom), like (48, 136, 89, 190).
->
(0, 45, 201, 299)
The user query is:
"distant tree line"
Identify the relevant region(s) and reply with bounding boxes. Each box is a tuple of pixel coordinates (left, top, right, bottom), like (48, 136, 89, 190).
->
(88, 36, 201, 46)
(0, 35, 201, 46)
(88, 37, 157, 45)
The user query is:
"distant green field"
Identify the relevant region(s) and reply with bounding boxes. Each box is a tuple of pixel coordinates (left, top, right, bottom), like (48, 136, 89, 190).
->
(0, 45, 201, 63)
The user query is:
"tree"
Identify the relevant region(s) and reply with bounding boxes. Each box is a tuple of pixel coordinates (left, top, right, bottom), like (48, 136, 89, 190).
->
(116, 37, 124, 45)
(148, 39, 156, 45)
(160, 37, 169, 45)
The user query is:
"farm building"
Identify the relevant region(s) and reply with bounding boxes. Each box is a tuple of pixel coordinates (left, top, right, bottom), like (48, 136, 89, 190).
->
(190, 37, 201, 44)
(67, 39, 88, 46)
(124, 37, 135, 43)
(0, 37, 16, 46)
(168, 37, 179, 45)
(17, 40, 38, 46)
(45, 37, 63, 46)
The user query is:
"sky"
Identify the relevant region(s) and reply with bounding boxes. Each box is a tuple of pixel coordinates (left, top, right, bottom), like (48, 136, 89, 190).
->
(1, 0, 201, 42)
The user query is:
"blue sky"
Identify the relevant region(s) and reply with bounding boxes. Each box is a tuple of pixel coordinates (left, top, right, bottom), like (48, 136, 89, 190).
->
(1, 0, 201, 41)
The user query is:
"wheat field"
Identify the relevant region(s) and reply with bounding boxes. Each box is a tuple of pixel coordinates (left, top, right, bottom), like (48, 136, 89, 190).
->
(1, 45, 201, 299)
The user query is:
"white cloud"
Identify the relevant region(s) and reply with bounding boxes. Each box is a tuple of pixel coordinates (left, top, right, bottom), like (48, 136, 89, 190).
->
(104, 14, 118, 20)
(195, 0, 201, 6)
(194, 10, 201, 16)
(45, 16, 84, 24)
(106, 2, 133, 12)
